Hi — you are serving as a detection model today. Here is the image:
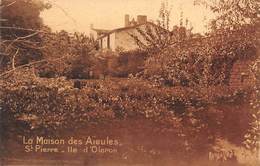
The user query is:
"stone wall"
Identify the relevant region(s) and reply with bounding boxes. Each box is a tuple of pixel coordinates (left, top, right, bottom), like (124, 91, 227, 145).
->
(229, 60, 255, 87)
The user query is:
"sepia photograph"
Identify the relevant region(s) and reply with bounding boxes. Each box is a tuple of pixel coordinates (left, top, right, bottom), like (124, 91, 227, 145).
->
(0, 0, 259, 165)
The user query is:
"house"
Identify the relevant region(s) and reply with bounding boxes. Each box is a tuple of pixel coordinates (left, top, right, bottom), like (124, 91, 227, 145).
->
(90, 15, 159, 52)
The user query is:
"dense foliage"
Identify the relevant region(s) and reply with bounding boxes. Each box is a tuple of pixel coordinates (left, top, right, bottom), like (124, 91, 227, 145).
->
(142, 24, 257, 87)
(0, 0, 259, 165)
(0, 0, 51, 71)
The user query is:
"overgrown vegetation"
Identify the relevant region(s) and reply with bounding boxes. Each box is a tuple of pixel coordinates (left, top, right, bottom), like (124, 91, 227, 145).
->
(0, 0, 259, 165)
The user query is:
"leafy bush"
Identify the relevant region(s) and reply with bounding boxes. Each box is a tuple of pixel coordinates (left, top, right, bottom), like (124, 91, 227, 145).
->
(1, 70, 254, 139)
(35, 31, 97, 78)
(243, 56, 260, 153)
(89, 50, 147, 78)
(0, 68, 256, 166)
(142, 25, 257, 88)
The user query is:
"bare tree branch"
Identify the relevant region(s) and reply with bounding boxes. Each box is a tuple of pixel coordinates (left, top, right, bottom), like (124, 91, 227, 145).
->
(44, 0, 78, 26)
(4, 31, 39, 52)
(11, 48, 19, 69)
(0, 1, 16, 9)
(0, 54, 71, 78)
(0, 26, 48, 33)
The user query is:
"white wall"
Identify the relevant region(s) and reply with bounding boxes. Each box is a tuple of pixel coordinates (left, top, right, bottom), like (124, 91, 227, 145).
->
(110, 33, 116, 51)
(114, 24, 153, 51)
(89, 28, 99, 40)
(98, 24, 157, 51)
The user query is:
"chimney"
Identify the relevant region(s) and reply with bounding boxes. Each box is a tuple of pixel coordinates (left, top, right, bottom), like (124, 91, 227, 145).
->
(125, 14, 130, 27)
(137, 15, 147, 24)
(90, 24, 94, 29)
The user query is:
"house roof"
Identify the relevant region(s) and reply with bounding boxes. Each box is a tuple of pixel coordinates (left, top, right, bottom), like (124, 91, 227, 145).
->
(92, 28, 111, 34)
(96, 22, 164, 40)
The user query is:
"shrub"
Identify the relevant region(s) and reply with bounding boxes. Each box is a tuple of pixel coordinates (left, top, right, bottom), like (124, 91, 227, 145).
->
(141, 25, 257, 88)
(90, 50, 147, 78)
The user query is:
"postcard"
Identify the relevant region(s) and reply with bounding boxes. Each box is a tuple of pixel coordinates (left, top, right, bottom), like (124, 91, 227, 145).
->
(0, 0, 259, 165)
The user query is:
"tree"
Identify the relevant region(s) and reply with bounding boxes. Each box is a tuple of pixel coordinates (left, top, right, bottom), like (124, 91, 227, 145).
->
(0, 0, 51, 71)
(141, 0, 258, 88)
(1, 0, 51, 29)
(129, 1, 174, 53)
(194, 0, 259, 155)
(195, 0, 259, 30)
(36, 31, 97, 78)
(67, 32, 96, 79)
(130, 1, 193, 54)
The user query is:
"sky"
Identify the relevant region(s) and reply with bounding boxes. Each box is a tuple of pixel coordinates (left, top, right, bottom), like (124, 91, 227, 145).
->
(40, 0, 215, 34)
